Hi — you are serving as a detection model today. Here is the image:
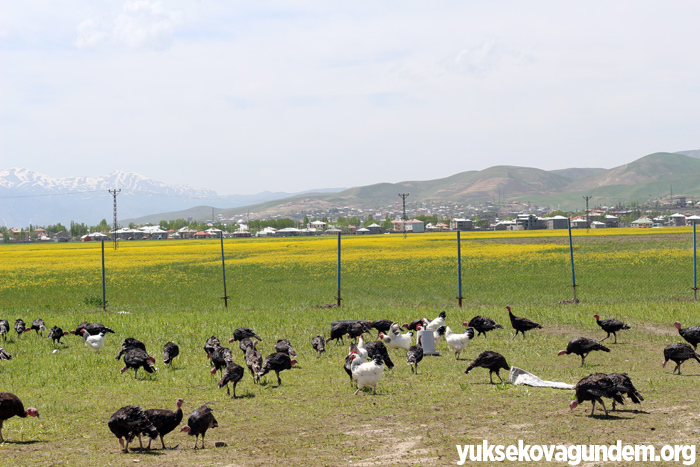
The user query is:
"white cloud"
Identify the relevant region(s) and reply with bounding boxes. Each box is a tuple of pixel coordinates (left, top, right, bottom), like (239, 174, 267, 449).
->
(113, 0, 183, 49)
(75, 18, 109, 48)
(76, 0, 183, 50)
(444, 37, 531, 78)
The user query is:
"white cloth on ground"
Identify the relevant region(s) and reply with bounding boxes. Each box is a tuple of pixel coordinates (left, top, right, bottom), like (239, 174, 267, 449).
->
(509, 366, 575, 389)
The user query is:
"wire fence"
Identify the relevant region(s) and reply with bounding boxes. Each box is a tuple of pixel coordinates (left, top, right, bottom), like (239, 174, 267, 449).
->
(0, 228, 697, 312)
(216, 228, 699, 311)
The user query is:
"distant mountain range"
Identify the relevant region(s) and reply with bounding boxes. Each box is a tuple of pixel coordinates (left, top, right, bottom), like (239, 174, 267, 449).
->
(1, 150, 698, 227)
(173, 151, 698, 223)
(0, 168, 344, 228)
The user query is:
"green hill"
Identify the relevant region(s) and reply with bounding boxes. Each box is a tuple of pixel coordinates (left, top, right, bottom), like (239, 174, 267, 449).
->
(125, 152, 700, 223)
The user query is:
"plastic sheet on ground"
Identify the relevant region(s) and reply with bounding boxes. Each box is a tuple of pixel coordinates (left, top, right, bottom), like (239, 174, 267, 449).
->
(509, 366, 575, 389)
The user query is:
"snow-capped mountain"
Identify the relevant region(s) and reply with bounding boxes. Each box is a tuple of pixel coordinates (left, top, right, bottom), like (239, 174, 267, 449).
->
(0, 168, 339, 228)
(0, 168, 217, 198)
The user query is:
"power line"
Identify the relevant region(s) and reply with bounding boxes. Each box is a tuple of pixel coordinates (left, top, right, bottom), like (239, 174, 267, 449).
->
(583, 195, 592, 230)
(109, 189, 121, 250)
(399, 193, 409, 238)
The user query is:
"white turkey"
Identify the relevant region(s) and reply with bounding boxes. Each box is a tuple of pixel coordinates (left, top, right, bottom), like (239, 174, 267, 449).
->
(445, 326, 475, 359)
(349, 352, 383, 395)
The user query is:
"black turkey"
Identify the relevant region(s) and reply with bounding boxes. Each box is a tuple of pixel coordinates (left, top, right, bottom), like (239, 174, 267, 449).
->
(71, 322, 115, 337)
(163, 342, 179, 367)
(232, 327, 262, 342)
(0, 320, 9, 341)
(108, 405, 157, 452)
(47, 326, 68, 347)
(369, 319, 394, 333)
(144, 398, 184, 449)
(406, 333, 424, 374)
(274, 339, 297, 357)
(203, 336, 220, 365)
(570, 373, 624, 418)
(257, 352, 296, 386)
(507, 306, 542, 339)
(116, 338, 147, 361)
(606, 373, 644, 411)
(14, 319, 26, 338)
(674, 321, 700, 350)
(465, 351, 510, 384)
(663, 342, 700, 374)
(180, 404, 218, 449)
(245, 341, 263, 382)
(209, 345, 233, 375)
(558, 337, 610, 366)
(311, 335, 326, 356)
(29, 318, 46, 337)
(121, 347, 156, 379)
(402, 318, 428, 332)
(0, 392, 39, 443)
(465, 316, 503, 338)
(594, 314, 631, 343)
(218, 360, 245, 398)
(362, 339, 394, 370)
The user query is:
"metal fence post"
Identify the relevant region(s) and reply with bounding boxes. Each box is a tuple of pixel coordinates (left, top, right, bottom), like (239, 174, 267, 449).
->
(220, 231, 229, 308)
(457, 230, 463, 308)
(101, 239, 107, 311)
(693, 222, 697, 300)
(336, 232, 342, 307)
(568, 218, 578, 303)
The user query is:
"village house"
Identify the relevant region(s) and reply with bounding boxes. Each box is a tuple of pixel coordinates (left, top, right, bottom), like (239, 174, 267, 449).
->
(367, 223, 383, 235)
(449, 218, 473, 231)
(631, 217, 654, 228)
(545, 215, 569, 230)
(605, 215, 619, 228)
(668, 213, 687, 227)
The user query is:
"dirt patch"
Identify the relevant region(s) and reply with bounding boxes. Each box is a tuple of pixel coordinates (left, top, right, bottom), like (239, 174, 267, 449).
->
(343, 426, 438, 466)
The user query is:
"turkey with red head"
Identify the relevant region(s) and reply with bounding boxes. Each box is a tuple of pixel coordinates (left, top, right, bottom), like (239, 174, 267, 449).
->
(121, 347, 156, 379)
(0, 392, 39, 443)
(663, 342, 700, 374)
(594, 314, 630, 344)
(674, 321, 700, 350)
(180, 404, 218, 449)
(570, 373, 624, 418)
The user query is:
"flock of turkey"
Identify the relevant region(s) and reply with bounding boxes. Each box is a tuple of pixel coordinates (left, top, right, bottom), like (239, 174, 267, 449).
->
(1, 308, 699, 452)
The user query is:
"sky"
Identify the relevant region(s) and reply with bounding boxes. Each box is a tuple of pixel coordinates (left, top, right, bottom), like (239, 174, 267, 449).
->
(1, 1, 699, 196)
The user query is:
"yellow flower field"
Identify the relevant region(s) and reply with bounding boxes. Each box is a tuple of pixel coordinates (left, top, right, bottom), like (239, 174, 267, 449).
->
(0, 227, 695, 311)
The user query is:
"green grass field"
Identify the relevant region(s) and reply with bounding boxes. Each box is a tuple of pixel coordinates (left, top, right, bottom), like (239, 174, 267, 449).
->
(0, 229, 698, 466)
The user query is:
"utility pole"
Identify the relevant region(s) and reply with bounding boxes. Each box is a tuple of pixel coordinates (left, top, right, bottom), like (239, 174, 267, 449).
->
(109, 189, 121, 250)
(398, 193, 409, 238)
(583, 195, 592, 230)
